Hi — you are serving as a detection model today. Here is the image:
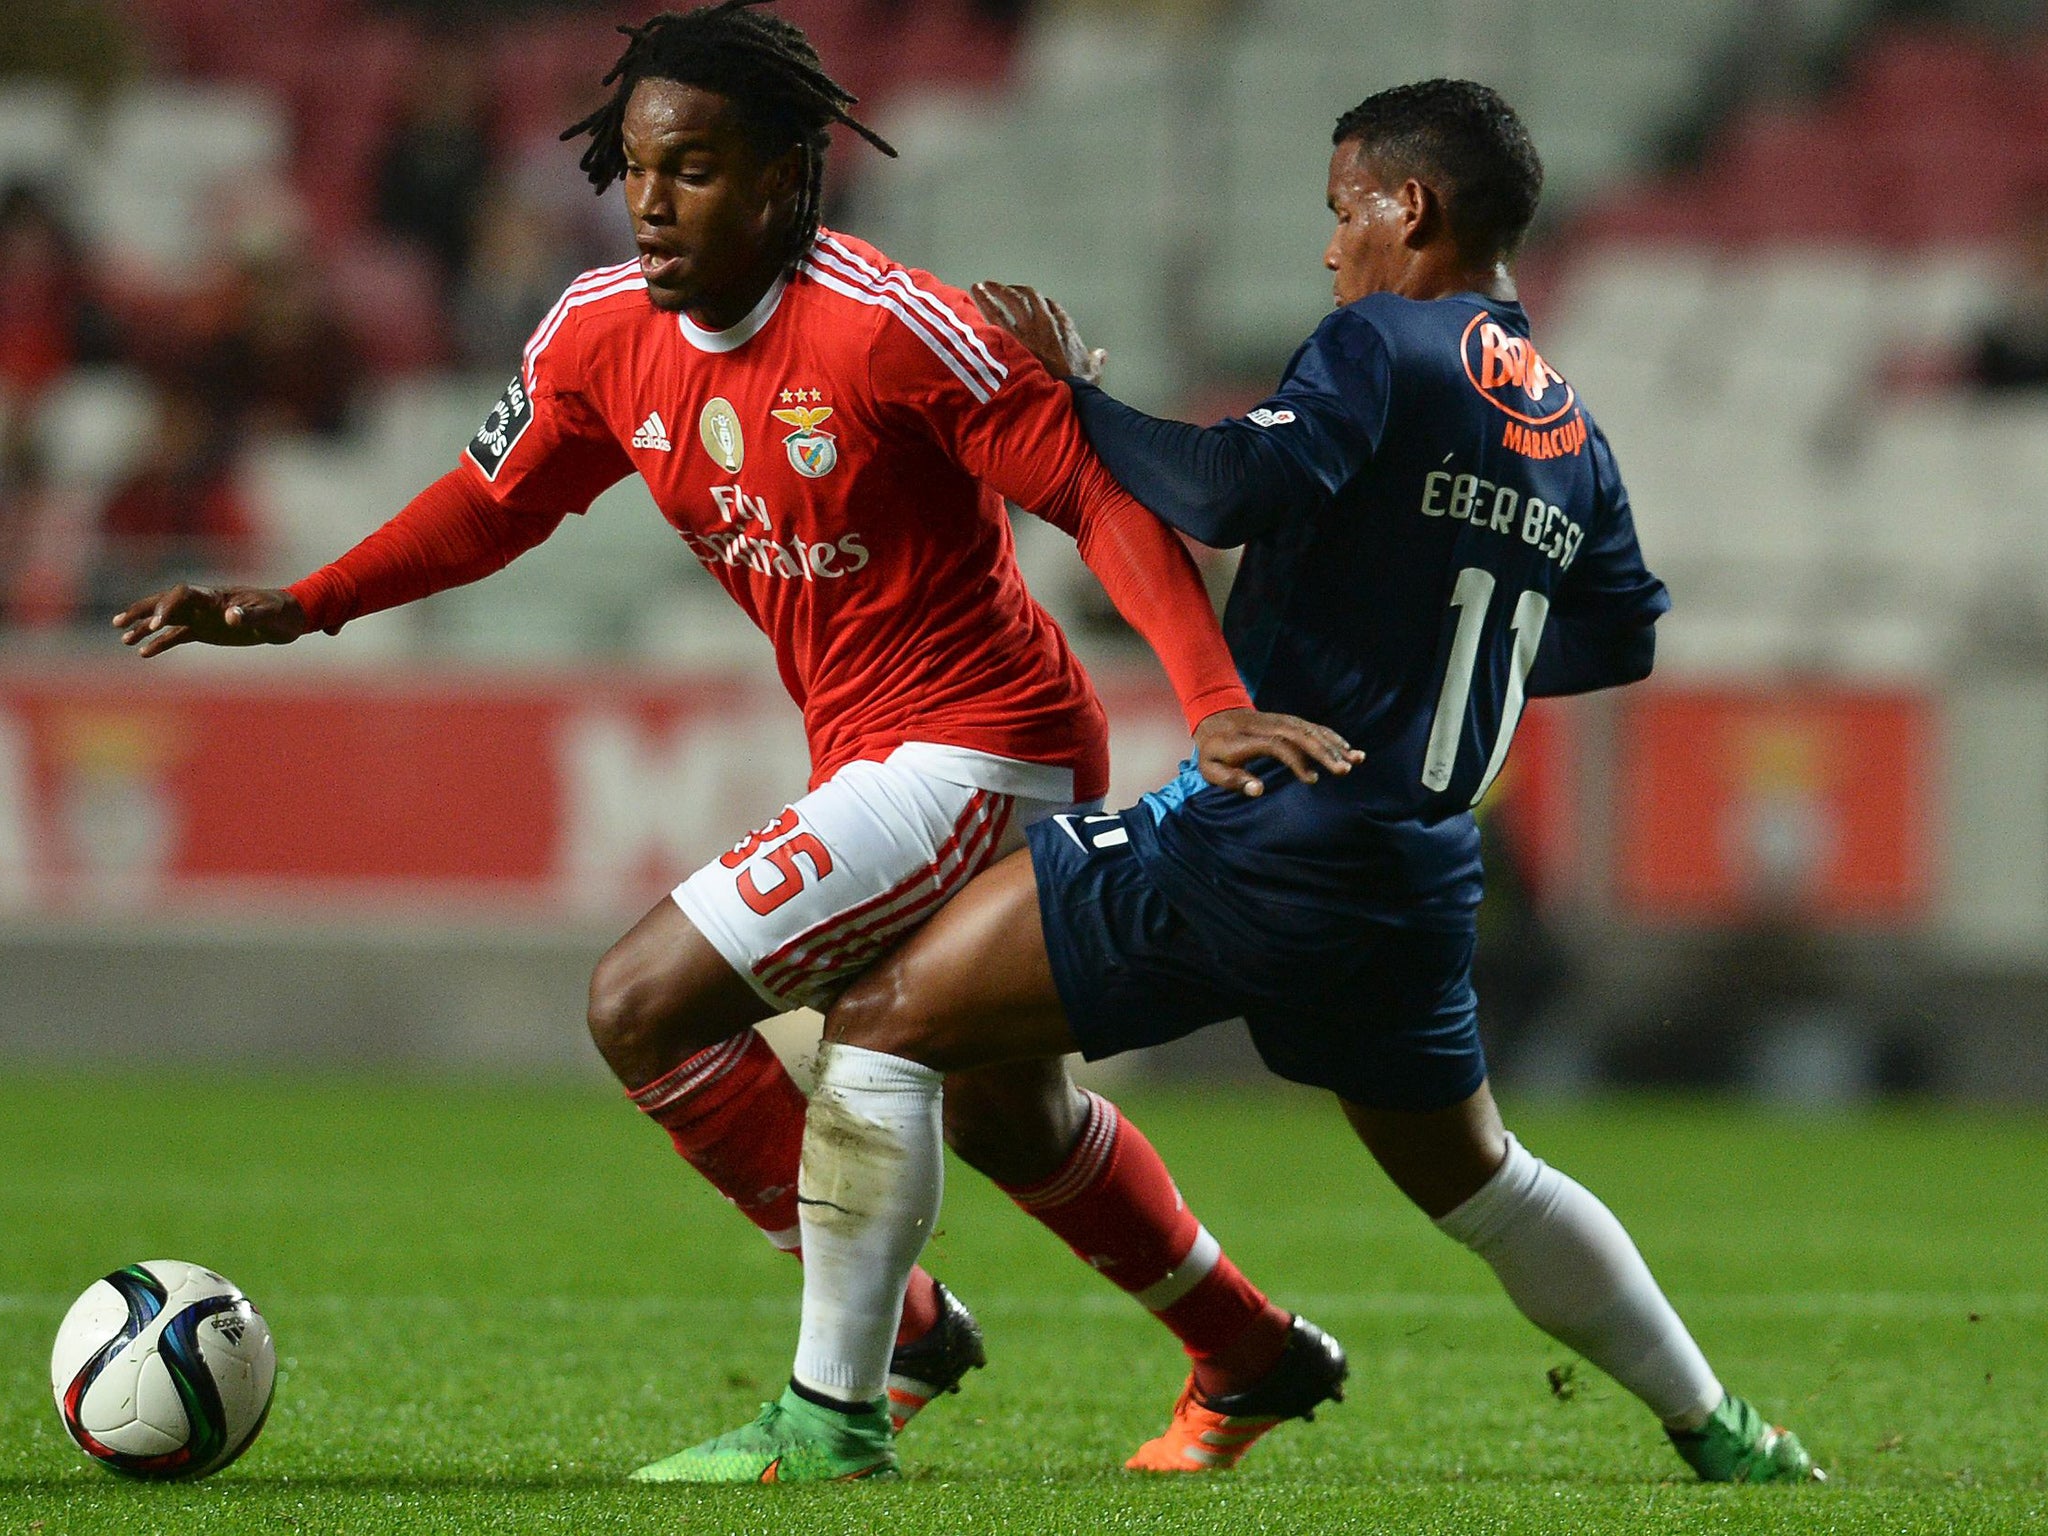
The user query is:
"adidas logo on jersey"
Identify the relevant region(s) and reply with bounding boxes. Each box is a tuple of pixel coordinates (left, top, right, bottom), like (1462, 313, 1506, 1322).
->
(633, 411, 672, 451)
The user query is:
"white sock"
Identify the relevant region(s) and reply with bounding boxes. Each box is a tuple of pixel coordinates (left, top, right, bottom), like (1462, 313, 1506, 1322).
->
(1436, 1134, 1724, 1430)
(790, 1042, 945, 1407)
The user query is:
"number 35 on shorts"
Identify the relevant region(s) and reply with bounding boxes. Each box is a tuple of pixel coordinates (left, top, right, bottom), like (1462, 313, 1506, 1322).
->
(718, 808, 837, 916)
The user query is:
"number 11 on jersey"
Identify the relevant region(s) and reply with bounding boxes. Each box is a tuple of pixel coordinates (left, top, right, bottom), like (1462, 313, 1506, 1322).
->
(1422, 566, 1550, 805)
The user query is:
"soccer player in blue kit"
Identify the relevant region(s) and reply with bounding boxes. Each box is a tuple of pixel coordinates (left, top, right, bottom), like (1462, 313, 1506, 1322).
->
(672, 80, 1821, 1484)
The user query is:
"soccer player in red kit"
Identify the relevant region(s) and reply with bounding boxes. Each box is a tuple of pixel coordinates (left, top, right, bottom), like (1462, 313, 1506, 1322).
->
(114, 1, 1358, 1479)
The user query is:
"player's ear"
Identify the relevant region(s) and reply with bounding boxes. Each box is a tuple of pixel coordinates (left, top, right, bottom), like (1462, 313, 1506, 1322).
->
(1396, 177, 1441, 249)
(761, 144, 804, 204)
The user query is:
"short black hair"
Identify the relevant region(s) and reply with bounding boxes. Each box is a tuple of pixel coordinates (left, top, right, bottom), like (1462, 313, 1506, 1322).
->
(1333, 80, 1543, 262)
(563, 1, 896, 270)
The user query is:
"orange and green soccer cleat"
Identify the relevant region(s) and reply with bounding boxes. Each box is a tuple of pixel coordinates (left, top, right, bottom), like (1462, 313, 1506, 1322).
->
(1125, 1315, 1348, 1473)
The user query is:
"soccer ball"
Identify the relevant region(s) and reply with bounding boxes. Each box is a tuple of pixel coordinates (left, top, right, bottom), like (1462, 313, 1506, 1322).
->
(50, 1260, 276, 1480)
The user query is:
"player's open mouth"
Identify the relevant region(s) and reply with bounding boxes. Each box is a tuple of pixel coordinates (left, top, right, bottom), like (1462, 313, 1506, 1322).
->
(640, 250, 686, 284)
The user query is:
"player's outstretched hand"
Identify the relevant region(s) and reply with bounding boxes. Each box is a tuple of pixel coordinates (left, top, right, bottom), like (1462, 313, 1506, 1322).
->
(971, 281, 1108, 384)
(1195, 708, 1363, 798)
(113, 585, 309, 658)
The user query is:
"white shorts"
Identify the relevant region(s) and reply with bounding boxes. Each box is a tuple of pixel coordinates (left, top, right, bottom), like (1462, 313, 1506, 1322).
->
(673, 743, 1093, 1012)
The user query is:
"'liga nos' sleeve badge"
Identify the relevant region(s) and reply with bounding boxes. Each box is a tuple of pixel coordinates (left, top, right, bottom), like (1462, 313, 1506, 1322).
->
(772, 392, 837, 479)
(466, 374, 536, 480)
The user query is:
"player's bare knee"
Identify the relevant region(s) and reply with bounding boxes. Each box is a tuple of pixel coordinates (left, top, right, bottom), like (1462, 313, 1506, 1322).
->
(824, 970, 947, 1068)
(824, 992, 929, 1061)
(583, 950, 631, 1057)
(586, 944, 669, 1068)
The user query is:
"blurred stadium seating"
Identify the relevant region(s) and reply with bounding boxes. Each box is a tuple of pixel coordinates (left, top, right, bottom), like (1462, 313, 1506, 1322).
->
(5, 1, 2039, 663)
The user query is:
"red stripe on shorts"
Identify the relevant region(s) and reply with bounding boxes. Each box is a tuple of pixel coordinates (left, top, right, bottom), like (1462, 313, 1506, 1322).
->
(753, 790, 1002, 995)
(778, 798, 1008, 981)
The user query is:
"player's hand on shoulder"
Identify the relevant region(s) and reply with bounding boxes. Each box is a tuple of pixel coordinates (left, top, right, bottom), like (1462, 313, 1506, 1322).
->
(971, 281, 1109, 384)
(1194, 708, 1364, 798)
(113, 584, 308, 657)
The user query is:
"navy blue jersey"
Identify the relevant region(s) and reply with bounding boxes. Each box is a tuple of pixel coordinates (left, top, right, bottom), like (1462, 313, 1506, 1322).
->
(1071, 291, 1668, 938)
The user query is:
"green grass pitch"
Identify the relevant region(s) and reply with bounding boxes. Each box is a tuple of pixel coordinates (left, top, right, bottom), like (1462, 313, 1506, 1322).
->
(3, 1075, 2043, 1534)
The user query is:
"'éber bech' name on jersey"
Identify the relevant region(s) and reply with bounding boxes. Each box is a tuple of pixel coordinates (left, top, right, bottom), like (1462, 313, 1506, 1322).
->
(1416, 315, 1588, 568)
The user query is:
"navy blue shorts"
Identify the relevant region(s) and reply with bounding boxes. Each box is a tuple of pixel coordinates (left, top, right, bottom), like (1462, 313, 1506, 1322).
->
(1028, 809, 1487, 1112)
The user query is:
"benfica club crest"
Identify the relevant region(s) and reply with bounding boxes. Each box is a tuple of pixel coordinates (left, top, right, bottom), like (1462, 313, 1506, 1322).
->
(772, 402, 838, 479)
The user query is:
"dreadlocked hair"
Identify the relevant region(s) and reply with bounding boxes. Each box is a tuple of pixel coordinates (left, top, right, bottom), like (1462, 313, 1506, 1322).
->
(564, 1, 896, 272)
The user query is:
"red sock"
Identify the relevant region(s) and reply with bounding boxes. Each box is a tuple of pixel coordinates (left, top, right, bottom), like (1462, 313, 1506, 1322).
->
(1001, 1091, 1289, 1398)
(628, 1028, 941, 1347)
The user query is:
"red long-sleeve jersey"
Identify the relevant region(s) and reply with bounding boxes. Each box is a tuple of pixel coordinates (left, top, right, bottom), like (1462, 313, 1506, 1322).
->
(289, 230, 1249, 800)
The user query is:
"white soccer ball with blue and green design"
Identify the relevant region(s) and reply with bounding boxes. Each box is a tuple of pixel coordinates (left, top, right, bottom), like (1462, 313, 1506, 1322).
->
(50, 1260, 276, 1479)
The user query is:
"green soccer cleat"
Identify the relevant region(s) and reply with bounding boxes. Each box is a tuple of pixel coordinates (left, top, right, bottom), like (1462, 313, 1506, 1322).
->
(1668, 1394, 1824, 1484)
(629, 1387, 897, 1484)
